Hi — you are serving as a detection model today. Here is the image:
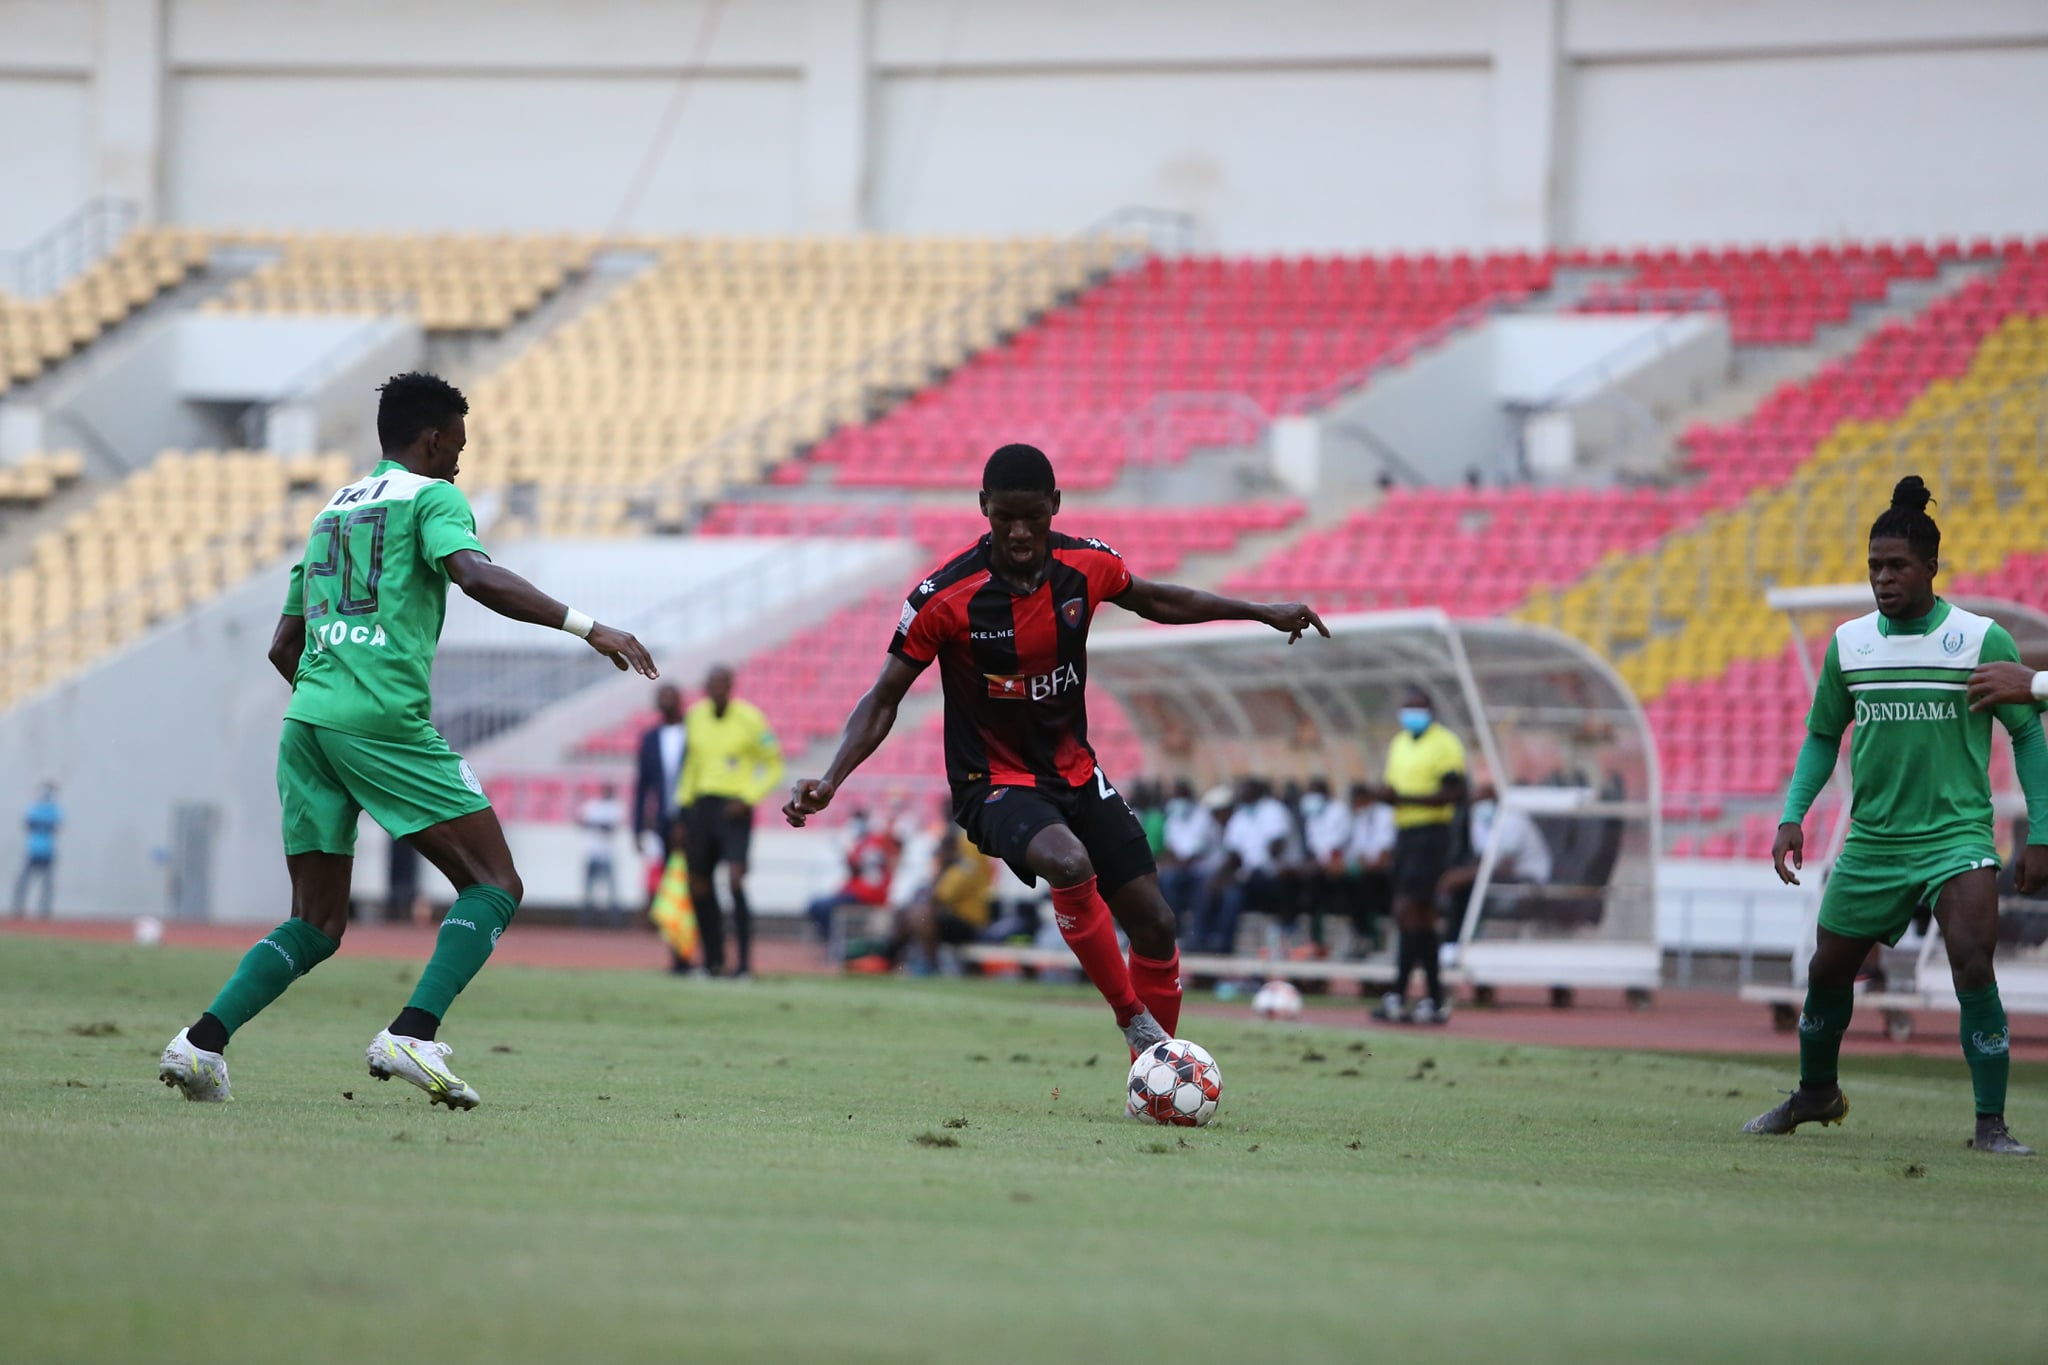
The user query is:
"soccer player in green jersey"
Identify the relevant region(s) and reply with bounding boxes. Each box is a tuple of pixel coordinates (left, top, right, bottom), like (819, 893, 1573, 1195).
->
(1746, 476, 2048, 1154)
(158, 373, 657, 1108)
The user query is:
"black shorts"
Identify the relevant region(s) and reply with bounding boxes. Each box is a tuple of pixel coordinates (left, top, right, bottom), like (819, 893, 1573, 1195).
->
(687, 796, 754, 871)
(1391, 824, 1454, 900)
(956, 774, 1157, 897)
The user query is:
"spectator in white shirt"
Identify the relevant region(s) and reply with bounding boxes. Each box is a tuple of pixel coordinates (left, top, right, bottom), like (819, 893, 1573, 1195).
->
(1343, 782, 1398, 953)
(1296, 777, 1354, 951)
(579, 783, 627, 926)
(1201, 778, 1296, 953)
(1158, 779, 1222, 940)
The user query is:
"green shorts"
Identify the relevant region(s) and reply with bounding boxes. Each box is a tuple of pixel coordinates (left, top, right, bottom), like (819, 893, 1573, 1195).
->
(1817, 840, 1999, 946)
(277, 719, 491, 856)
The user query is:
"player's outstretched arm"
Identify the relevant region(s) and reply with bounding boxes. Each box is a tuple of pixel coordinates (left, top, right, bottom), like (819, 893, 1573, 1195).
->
(783, 656, 921, 827)
(2004, 716, 2048, 896)
(1114, 578, 1328, 643)
(267, 614, 306, 686)
(443, 549, 657, 678)
(1968, 660, 2046, 712)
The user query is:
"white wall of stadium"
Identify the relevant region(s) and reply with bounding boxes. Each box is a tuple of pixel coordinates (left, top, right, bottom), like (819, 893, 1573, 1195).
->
(4, 0, 2047, 252)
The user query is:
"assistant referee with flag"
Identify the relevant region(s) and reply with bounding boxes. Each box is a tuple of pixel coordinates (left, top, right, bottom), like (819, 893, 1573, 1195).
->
(678, 663, 785, 978)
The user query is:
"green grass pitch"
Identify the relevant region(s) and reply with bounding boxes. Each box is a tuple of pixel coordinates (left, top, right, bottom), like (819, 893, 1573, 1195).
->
(3, 934, 2045, 1364)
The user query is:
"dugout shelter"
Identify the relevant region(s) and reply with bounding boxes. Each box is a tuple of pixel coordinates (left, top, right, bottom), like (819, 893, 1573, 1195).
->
(1089, 610, 1662, 996)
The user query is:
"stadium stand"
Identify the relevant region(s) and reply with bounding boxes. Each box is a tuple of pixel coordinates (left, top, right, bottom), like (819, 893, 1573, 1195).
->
(0, 449, 86, 511)
(1541, 253, 2048, 698)
(698, 499, 1304, 577)
(1222, 485, 1692, 617)
(207, 231, 595, 333)
(0, 449, 348, 708)
(465, 236, 1108, 536)
(804, 252, 1552, 490)
(1570, 240, 1940, 345)
(0, 228, 210, 389)
(1545, 252, 2048, 851)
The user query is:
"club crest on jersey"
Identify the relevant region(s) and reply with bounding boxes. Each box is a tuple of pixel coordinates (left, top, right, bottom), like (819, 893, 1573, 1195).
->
(1941, 629, 1965, 655)
(1059, 597, 1086, 629)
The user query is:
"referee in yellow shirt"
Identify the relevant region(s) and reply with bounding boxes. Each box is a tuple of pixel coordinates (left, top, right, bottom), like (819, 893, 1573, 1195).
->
(677, 664, 785, 978)
(1373, 686, 1467, 1025)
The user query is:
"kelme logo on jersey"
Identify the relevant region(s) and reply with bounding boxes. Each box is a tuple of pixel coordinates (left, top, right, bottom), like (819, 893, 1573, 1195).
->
(1059, 597, 1086, 629)
(1854, 698, 1959, 725)
(985, 663, 1082, 701)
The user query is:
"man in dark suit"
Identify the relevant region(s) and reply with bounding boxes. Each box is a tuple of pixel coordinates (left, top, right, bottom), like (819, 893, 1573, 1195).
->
(633, 685, 689, 969)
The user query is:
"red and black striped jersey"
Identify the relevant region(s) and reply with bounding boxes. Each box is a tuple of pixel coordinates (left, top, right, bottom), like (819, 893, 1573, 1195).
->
(889, 531, 1133, 796)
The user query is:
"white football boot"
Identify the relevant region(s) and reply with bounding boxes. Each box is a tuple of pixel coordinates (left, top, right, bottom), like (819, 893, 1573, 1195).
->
(158, 1028, 232, 1102)
(366, 1029, 480, 1110)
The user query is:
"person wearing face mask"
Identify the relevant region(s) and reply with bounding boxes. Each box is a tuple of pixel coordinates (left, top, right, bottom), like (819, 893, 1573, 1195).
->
(1372, 687, 1468, 1024)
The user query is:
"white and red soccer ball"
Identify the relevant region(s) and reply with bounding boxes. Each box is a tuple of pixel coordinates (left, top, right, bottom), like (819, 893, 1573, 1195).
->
(1126, 1038, 1222, 1127)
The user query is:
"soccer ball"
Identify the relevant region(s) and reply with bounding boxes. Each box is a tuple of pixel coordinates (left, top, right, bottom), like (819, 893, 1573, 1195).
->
(1126, 1039, 1222, 1127)
(1252, 979, 1303, 1020)
(133, 915, 164, 947)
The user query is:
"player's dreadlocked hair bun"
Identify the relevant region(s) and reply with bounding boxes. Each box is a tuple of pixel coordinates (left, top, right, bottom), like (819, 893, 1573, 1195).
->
(1869, 474, 1940, 560)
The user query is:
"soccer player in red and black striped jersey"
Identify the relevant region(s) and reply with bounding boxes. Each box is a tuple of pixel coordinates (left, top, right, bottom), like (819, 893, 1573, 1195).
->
(784, 444, 1326, 1060)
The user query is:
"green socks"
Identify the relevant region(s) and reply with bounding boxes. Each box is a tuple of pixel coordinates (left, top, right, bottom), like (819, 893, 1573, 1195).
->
(404, 885, 518, 1021)
(203, 919, 339, 1041)
(1799, 980, 2009, 1115)
(1797, 983, 1855, 1089)
(1957, 984, 2011, 1116)
(191, 890, 515, 1050)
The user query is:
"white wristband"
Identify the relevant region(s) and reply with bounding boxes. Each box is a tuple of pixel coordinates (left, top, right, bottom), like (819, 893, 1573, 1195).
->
(2033, 670, 2048, 701)
(562, 608, 595, 639)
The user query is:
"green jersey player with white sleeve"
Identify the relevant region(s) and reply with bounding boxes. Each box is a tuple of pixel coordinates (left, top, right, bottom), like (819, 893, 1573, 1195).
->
(1747, 476, 2048, 1154)
(158, 372, 658, 1110)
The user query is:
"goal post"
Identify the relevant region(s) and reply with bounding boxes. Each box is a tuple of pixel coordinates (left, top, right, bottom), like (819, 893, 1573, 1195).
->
(1087, 610, 1663, 993)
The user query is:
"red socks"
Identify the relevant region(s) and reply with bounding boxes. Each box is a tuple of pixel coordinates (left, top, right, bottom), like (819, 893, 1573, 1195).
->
(1127, 948, 1183, 1038)
(1050, 876, 1143, 1026)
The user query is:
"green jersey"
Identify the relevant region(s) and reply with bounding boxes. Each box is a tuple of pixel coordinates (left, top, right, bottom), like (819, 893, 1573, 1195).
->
(281, 460, 485, 741)
(1805, 600, 2041, 852)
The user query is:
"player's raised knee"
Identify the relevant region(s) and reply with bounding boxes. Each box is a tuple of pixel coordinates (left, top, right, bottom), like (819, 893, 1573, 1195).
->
(1041, 847, 1094, 888)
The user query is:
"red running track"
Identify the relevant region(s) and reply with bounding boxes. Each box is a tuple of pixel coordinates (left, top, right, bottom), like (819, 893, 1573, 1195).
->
(8, 919, 2043, 1062)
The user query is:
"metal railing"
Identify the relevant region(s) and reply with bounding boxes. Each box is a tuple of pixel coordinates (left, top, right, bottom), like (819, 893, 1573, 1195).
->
(0, 198, 140, 298)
